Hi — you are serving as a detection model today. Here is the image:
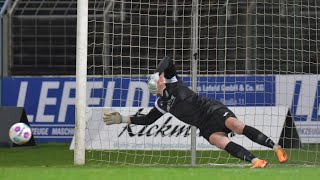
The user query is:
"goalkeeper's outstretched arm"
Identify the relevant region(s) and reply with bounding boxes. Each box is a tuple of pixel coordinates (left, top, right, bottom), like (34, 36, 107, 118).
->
(103, 107, 163, 125)
(104, 56, 173, 125)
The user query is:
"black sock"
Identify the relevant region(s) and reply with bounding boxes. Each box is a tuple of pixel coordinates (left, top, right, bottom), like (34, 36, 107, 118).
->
(242, 125, 275, 149)
(224, 141, 256, 163)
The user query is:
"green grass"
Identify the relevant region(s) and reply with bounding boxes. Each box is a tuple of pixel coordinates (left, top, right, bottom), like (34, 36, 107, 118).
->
(0, 143, 320, 180)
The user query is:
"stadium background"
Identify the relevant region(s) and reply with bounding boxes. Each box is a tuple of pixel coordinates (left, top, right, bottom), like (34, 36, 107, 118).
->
(1, 1, 320, 179)
(1, 0, 319, 143)
(0, 0, 320, 177)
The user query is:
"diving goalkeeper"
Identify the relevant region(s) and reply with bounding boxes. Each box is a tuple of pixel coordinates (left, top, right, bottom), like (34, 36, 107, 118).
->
(103, 56, 288, 168)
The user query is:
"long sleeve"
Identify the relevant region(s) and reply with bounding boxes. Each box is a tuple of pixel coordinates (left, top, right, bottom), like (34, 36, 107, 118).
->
(130, 107, 164, 125)
(155, 56, 177, 79)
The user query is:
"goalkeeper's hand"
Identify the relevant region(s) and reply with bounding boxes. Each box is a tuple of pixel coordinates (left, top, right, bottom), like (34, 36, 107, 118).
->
(148, 72, 160, 96)
(103, 112, 131, 125)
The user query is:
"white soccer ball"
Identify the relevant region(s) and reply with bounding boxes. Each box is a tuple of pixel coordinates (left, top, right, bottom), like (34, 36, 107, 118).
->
(9, 122, 32, 145)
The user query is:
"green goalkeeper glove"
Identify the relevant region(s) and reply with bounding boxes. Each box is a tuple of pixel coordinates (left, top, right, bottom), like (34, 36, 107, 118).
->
(148, 72, 160, 95)
(103, 112, 131, 125)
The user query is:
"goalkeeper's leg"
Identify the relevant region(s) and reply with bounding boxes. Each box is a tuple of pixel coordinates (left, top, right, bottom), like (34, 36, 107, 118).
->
(209, 132, 267, 168)
(225, 117, 288, 163)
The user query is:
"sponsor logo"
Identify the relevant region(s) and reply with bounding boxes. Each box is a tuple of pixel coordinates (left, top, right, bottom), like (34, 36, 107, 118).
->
(1, 76, 277, 142)
(167, 96, 176, 112)
(291, 80, 320, 122)
(118, 116, 195, 138)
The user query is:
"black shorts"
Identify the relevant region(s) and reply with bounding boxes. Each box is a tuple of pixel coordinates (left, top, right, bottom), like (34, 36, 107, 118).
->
(199, 107, 237, 142)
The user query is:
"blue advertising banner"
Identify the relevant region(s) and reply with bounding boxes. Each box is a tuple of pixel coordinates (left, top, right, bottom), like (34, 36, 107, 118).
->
(2, 76, 275, 142)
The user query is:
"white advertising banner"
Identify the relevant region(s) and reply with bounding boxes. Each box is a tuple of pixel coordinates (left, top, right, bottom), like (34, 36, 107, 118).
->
(277, 75, 320, 143)
(70, 106, 287, 150)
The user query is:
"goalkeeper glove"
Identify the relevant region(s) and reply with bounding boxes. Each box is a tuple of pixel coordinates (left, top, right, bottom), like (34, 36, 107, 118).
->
(148, 72, 160, 95)
(103, 112, 131, 125)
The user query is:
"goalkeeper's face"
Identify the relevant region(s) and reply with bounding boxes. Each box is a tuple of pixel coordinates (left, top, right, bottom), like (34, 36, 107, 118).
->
(157, 74, 166, 95)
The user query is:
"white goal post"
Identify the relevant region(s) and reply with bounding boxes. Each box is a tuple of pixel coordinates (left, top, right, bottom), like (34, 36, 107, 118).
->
(74, 0, 88, 165)
(74, 0, 320, 166)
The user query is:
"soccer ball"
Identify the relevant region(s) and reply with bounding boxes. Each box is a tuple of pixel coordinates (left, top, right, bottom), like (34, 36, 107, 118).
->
(9, 122, 32, 145)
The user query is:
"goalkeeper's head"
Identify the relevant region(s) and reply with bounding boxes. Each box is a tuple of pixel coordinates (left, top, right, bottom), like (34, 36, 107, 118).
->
(148, 72, 166, 96)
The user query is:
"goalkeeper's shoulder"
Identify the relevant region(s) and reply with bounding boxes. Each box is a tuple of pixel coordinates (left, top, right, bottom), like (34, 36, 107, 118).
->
(156, 56, 173, 73)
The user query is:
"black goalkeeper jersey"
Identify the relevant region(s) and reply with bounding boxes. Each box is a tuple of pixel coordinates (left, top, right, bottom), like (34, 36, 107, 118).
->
(130, 57, 225, 128)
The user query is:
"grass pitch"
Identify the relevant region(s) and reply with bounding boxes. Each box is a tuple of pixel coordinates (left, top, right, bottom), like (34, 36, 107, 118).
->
(0, 143, 320, 180)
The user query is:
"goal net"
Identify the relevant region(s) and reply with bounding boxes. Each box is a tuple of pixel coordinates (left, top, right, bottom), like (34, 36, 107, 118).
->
(75, 0, 320, 166)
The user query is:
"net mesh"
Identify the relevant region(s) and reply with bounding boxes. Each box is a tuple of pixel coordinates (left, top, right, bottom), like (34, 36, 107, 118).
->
(8, 0, 320, 166)
(84, 0, 320, 166)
